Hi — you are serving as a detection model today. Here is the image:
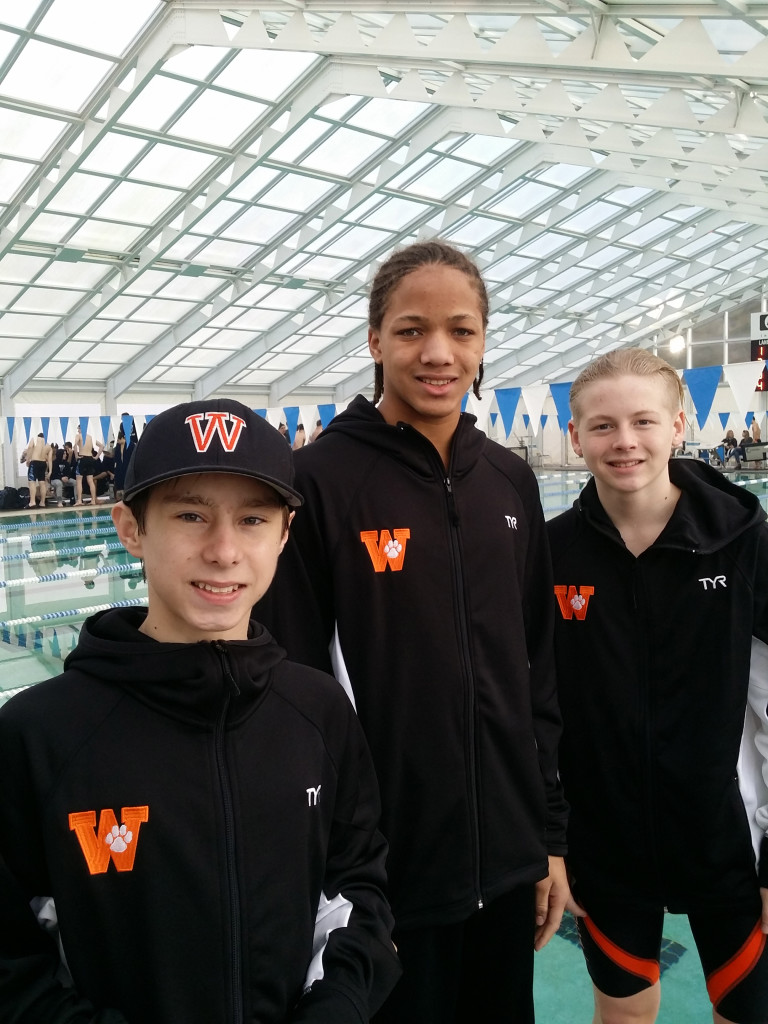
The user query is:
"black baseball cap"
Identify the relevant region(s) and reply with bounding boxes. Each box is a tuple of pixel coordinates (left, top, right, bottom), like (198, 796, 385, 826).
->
(122, 398, 303, 507)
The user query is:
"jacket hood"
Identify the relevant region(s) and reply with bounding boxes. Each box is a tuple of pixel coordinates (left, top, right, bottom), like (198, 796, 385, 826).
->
(64, 606, 286, 724)
(311, 394, 485, 477)
(577, 457, 766, 554)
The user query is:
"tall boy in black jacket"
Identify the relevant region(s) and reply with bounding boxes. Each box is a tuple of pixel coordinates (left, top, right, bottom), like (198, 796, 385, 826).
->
(0, 398, 399, 1024)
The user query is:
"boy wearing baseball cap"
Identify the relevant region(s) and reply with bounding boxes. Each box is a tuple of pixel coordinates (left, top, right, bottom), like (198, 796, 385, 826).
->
(0, 399, 399, 1024)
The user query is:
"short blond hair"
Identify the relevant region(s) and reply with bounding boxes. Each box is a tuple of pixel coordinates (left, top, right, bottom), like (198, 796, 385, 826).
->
(570, 348, 684, 423)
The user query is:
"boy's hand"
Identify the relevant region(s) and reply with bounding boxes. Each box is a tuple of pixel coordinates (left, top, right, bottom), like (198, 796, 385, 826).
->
(761, 888, 768, 934)
(534, 855, 570, 951)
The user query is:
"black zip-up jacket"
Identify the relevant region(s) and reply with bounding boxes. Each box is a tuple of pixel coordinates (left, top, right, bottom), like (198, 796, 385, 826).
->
(257, 396, 568, 928)
(0, 607, 400, 1023)
(547, 458, 768, 910)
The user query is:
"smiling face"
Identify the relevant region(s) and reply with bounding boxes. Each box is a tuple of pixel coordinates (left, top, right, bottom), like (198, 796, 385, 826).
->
(570, 374, 685, 503)
(368, 263, 485, 457)
(112, 473, 292, 644)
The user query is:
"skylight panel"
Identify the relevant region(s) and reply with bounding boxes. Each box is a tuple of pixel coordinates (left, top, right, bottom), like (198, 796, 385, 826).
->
(284, 254, 354, 281)
(107, 321, 165, 342)
(121, 77, 198, 131)
(258, 173, 335, 212)
(517, 232, 570, 259)
(445, 217, 505, 246)
(558, 203, 619, 234)
(1, 1, 39, 29)
(0, 29, 17, 66)
(258, 286, 321, 311)
(351, 196, 429, 230)
(620, 219, 674, 247)
(316, 225, 390, 260)
(0, 158, 36, 202)
(170, 91, 268, 148)
(225, 205, 298, 244)
(36, 0, 162, 56)
(95, 181, 181, 225)
(489, 181, 558, 218)
(1, 41, 115, 111)
(10, 287, 82, 315)
(485, 254, 535, 281)
(130, 144, 217, 189)
(24, 212, 79, 243)
(156, 276, 221, 302)
(402, 158, 479, 200)
(47, 172, 111, 215)
(230, 307, 285, 331)
(67, 220, 145, 250)
(0, 283, 21, 307)
(195, 238, 258, 266)
(0, 312, 59, 335)
(347, 99, 429, 137)
(535, 164, 591, 187)
(80, 133, 148, 175)
(0, 107, 68, 160)
(229, 166, 281, 202)
(162, 46, 231, 82)
(214, 49, 319, 102)
(269, 119, 330, 164)
(301, 127, 387, 177)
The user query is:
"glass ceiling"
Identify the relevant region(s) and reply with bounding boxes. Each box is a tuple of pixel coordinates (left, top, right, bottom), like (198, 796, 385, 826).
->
(0, 0, 767, 409)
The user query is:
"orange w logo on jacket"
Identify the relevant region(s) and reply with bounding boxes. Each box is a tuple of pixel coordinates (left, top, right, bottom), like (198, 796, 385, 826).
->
(554, 585, 594, 620)
(360, 529, 411, 572)
(69, 806, 149, 874)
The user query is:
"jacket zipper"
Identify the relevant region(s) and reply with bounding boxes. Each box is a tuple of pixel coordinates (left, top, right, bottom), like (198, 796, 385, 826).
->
(632, 560, 662, 890)
(443, 474, 484, 911)
(213, 641, 243, 1022)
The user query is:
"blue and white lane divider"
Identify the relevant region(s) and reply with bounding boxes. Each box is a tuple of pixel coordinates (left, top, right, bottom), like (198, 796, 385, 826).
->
(0, 562, 142, 589)
(0, 541, 125, 563)
(0, 513, 115, 535)
(0, 526, 117, 545)
(0, 597, 147, 629)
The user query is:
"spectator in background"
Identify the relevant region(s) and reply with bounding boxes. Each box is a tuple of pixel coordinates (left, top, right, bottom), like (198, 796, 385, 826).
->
(753, 419, 762, 444)
(74, 426, 103, 506)
(310, 419, 323, 443)
(291, 423, 306, 450)
(22, 432, 52, 509)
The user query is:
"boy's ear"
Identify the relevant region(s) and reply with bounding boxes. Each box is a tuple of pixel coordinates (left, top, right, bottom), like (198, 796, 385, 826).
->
(279, 510, 295, 554)
(672, 408, 685, 446)
(568, 420, 583, 457)
(111, 502, 143, 557)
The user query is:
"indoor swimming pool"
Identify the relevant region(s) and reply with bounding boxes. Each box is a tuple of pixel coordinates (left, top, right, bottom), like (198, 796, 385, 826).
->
(1, 469, 767, 1022)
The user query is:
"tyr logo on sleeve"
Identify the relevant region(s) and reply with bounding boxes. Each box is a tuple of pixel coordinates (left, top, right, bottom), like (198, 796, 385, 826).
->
(554, 585, 594, 621)
(185, 412, 246, 453)
(360, 529, 411, 572)
(69, 806, 149, 874)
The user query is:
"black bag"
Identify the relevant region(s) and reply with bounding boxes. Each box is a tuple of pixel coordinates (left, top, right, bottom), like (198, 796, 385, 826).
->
(0, 486, 23, 510)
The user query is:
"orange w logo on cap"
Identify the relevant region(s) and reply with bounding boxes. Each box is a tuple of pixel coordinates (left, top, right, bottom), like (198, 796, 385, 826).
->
(185, 412, 246, 453)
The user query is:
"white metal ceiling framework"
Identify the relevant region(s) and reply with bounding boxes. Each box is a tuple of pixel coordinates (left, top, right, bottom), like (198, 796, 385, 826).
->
(0, 0, 767, 411)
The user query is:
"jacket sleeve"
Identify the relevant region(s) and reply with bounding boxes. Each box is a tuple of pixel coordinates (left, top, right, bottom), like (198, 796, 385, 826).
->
(288, 703, 401, 1023)
(750, 525, 768, 886)
(521, 475, 569, 855)
(256, 463, 337, 674)
(0, 714, 128, 1024)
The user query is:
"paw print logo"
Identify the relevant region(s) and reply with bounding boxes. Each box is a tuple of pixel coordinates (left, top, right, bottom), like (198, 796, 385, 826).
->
(570, 594, 586, 611)
(105, 824, 133, 854)
(384, 539, 402, 560)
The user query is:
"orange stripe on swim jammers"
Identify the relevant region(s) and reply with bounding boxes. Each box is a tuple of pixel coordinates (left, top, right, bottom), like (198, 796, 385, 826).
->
(583, 916, 661, 986)
(707, 922, 766, 1008)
